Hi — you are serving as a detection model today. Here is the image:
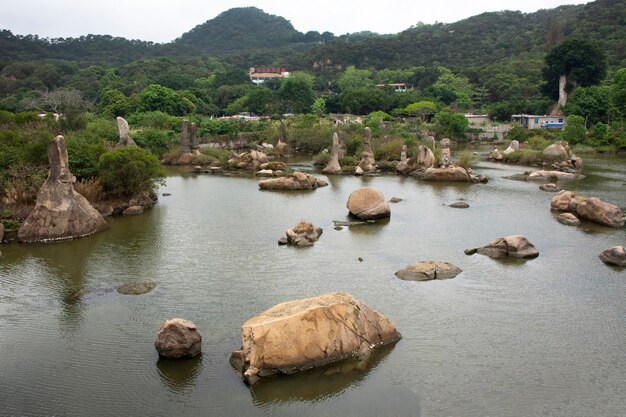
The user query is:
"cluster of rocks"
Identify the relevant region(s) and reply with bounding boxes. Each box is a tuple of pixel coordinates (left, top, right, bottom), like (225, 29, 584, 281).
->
(17, 135, 109, 243)
(490, 140, 583, 173)
(278, 221, 322, 247)
(550, 190, 624, 228)
(228, 149, 269, 171)
(259, 172, 328, 190)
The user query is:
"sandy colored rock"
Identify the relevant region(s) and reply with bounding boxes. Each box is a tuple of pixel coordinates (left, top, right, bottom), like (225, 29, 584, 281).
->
(527, 171, 581, 181)
(539, 183, 560, 192)
(230, 292, 401, 384)
(542, 143, 569, 160)
(469, 235, 539, 259)
(115, 117, 137, 148)
(395, 261, 462, 281)
(122, 205, 144, 215)
(489, 148, 504, 161)
(557, 212, 580, 226)
(576, 197, 624, 228)
(358, 127, 376, 172)
(503, 140, 519, 155)
(155, 318, 202, 359)
(323, 132, 342, 174)
(284, 221, 323, 247)
(18, 136, 108, 243)
(416, 145, 435, 169)
(550, 191, 576, 211)
(346, 187, 390, 220)
(255, 169, 274, 177)
(259, 172, 327, 190)
(421, 167, 470, 182)
(599, 246, 626, 267)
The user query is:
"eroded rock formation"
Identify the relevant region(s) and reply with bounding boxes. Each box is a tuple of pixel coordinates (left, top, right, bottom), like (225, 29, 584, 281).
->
(277, 120, 289, 156)
(18, 135, 108, 243)
(503, 140, 519, 155)
(395, 261, 462, 281)
(259, 172, 328, 190)
(358, 127, 376, 173)
(281, 221, 323, 247)
(115, 117, 137, 148)
(229, 292, 401, 384)
(322, 132, 342, 174)
(550, 191, 624, 228)
(465, 235, 539, 259)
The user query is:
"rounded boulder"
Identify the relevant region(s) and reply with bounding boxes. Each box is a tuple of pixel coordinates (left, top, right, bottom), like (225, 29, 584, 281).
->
(155, 319, 202, 359)
(346, 187, 390, 220)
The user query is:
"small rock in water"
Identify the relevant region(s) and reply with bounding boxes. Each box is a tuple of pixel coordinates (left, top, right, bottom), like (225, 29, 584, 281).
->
(163, 193, 171, 197)
(599, 246, 626, 267)
(117, 281, 156, 295)
(334, 226, 343, 231)
(395, 261, 462, 281)
(358, 257, 363, 262)
(464, 248, 478, 255)
(123, 205, 144, 215)
(557, 212, 581, 226)
(277, 237, 288, 245)
(449, 201, 470, 209)
(539, 183, 560, 192)
(155, 318, 202, 359)
(388, 197, 403, 203)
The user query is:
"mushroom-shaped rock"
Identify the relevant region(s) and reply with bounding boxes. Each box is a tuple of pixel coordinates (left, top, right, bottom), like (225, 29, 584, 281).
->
(259, 172, 327, 190)
(229, 292, 401, 384)
(557, 212, 581, 226)
(395, 261, 462, 281)
(284, 221, 323, 247)
(155, 319, 202, 359)
(18, 135, 108, 243)
(346, 187, 390, 220)
(468, 235, 539, 259)
(599, 246, 626, 267)
(503, 140, 519, 155)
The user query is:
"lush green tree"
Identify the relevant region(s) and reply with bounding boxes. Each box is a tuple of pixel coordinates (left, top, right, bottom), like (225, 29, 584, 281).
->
(564, 85, 612, 125)
(98, 146, 165, 196)
(543, 38, 607, 100)
(433, 110, 469, 140)
(338, 87, 392, 115)
(402, 100, 437, 122)
(100, 88, 133, 116)
(611, 68, 626, 117)
(563, 114, 587, 144)
(278, 72, 315, 113)
(66, 134, 107, 179)
(311, 97, 326, 116)
(430, 68, 474, 109)
(336, 66, 373, 91)
(138, 84, 194, 116)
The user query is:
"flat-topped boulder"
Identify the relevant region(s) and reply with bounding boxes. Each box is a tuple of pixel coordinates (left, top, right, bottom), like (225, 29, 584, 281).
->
(155, 318, 202, 359)
(259, 172, 327, 190)
(229, 292, 401, 385)
(420, 166, 471, 182)
(527, 170, 582, 181)
(466, 235, 539, 259)
(346, 187, 390, 220)
(550, 191, 624, 228)
(18, 135, 108, 243)
(395, 261, 462, 281)
(599, 246, 626, 267)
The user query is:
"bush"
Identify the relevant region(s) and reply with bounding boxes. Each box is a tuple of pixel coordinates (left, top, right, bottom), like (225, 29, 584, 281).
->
(132, 128, 176, 158)
(200, 147, 230, 164)
(66, 134, 108, 179)
(313, 152, 329, 166)
(524, 136, 551, 151)
(457, 150, 476, 169)
(374, 138, 404, 161)
(128, 111, 182, 130)
(339, 156, 357, 169)
(98, 147, 165, 196)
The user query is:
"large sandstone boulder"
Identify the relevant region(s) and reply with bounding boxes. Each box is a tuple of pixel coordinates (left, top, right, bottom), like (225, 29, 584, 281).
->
(395, 261, 462, 281)
(599, 246, 626, 267)
(322, 132, 342, 174)
(550, 191, 624, 228)
(527, 170, 581, 181)
(259, 172, 328, 190)
(421, 167, 470, 182)
(466, 235, 539, 259)
(229, 292, 401, 385)
(18, 136, 108, 243)
(346, 187, 390, 220)
(155, 319, 202, 359)
(358, 127, 376, 172)
(115, 117, 137, 148)
(283, 221, 323, 247)
(542, 143, 569, 160)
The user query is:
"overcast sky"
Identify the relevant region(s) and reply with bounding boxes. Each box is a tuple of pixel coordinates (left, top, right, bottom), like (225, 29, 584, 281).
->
(2, 0, 590, 43)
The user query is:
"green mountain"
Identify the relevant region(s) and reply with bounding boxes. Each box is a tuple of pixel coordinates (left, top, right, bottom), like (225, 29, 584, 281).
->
(175, 7, 305, 53)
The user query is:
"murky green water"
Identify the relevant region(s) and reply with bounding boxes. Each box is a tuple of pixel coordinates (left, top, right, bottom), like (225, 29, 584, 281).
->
(1, 155, 625, 417)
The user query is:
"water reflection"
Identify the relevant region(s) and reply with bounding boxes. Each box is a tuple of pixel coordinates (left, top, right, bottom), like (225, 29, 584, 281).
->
(156, 356, 202, 393)
(251, 344, 395, 405)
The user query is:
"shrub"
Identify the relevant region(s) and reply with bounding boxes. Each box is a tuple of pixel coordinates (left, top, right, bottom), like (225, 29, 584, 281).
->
(346, 138, 362, 156)
(457, 149, 476, 169)
(502, 149, 544, 165)
(66, 134, 108, 179)
(132, 128, 176, 158)
(74, 178, 103, 203)
(128, 111, 181, 130)
(339, 156, 357, 169)
(374, 138, 404, 161)
(524, 136, 551, 151)
(98, 147, 165, 196)
(200, 147, 230, 164)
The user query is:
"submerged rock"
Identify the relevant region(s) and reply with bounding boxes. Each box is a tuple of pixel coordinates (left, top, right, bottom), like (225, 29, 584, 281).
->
(557, 212, 581, 226)
(599, 246, 626, 267)
(389, 197, 403, 203)
(449, 201, 469, 208)
(346, 187, 390, 220)
(395, 261, 462, 281)
(117, 281, 156, 295)
(283, 221, 322, 247)
(467, 235, 539, 259)
(539, 183, 561, 192)
(122, 205, 144, 215)
(527, 171, 582, 181)
(155, 319, 202, 359)
(259, 172, 328, 190)
(229, 292, 401, 385)
(18, 136, 108, 243)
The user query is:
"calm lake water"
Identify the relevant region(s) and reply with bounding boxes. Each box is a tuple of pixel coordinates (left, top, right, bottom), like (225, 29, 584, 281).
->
(1, 155, 625, 417)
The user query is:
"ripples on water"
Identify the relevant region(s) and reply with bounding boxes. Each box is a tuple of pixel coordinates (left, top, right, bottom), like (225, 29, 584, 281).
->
(0, 156, 625, 417)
